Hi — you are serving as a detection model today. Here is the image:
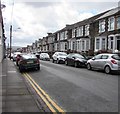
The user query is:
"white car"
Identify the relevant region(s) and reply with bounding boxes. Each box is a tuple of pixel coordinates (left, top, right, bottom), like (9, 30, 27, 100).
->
(40, 53, 50, 61)
(52, 52, 67, 64)
(12, 52, 22, 61)
(87, 53, 120, 74)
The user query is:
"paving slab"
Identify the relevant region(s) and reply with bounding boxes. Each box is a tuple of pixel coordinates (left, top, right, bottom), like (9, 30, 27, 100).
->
(2, 58, 43, 112)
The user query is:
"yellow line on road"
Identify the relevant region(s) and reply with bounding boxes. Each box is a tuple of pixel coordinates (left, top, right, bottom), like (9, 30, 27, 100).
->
(23, 73, 65, 113)
(23, 73, 57, 113)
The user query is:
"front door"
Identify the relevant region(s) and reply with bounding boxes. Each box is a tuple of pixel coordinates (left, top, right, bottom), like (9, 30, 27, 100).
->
(117, 38, 120, 51)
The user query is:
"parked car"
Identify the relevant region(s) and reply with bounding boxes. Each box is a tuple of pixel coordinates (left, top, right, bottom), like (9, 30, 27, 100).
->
(16, 54, 22, 66)
(65, 53, 87, 67)
(52, 52, 67, 63)
(87, 53, 120, 74)
(40, 53, 50, 61)
(12, 52, 22, 61)
(8, 53, 13, 59)
(18, 54, 40, 72)
(35, 53, 40, 59)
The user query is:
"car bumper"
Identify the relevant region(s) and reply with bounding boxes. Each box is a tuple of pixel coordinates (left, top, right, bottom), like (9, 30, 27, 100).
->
(59, 59, 65, 63)
(19, 64, 40, 70)
(78, 62, 87, 67)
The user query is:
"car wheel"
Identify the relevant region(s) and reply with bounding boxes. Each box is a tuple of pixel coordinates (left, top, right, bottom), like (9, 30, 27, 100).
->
(104, 66, 111, 74)
(19, 66, 23, 73)
(87, 63, 91, 70)
(56, 59, 59, 64)
(37, 66, 40, 70)
(65, 60, 68, 66)
(52, 59, 54, 63)
(74, 62, 78, 68)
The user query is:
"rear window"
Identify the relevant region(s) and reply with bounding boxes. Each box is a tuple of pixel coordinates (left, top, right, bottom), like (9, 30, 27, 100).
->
(58, 53, 67, 56)
(22, 54, 37, 59)
(112, 54, 120, 60)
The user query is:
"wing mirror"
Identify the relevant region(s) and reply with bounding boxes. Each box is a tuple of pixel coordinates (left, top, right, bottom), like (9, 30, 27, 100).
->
(92, 57, 95, 60)
(72, 57, 76, 59)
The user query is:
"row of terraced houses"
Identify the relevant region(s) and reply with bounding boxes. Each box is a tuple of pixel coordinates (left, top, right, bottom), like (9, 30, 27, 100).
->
(22, 7, 120, 57)
(0, 1, 6, 62)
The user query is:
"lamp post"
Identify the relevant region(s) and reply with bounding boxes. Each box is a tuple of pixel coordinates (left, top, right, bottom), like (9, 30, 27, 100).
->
(9, 25, 12, 59)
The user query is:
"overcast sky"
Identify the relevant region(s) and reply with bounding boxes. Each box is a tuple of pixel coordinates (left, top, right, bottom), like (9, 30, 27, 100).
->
(1, 0, 120, 47)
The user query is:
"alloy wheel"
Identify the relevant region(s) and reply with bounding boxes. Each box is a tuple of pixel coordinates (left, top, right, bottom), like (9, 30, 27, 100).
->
(65, 60, 68, 65)
(74, 62, 78, 67)
(87, 63, 91, 70)
(104, 66, 111, 74)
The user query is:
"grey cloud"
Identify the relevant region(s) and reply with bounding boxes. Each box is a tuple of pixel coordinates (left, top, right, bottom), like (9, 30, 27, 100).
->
(71, 2, 118, 13)
(12, 36, 36, 46)
(24, 2, 60, 8)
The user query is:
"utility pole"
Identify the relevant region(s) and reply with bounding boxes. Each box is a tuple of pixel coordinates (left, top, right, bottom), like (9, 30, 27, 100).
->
(10, 25, 12, 59)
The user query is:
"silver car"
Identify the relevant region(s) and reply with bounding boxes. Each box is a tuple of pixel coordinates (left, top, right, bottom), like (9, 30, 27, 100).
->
(87, 53, 120, 74)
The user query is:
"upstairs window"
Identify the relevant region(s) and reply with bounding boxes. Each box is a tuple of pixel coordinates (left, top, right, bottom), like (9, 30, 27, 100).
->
(72, 29, 76, 38)
(117, 16, 120, 29)
(108, 17, 115, 31)
(99, 20, 105, 33)
(76, 26, 83, 37)
(79, 26, 83, 37)
(85, 25, 89, 36)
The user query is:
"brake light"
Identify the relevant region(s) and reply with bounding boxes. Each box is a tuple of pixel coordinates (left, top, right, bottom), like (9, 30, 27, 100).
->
(111, 59, 117, 64)
(20, 60, 27, 64)
(35, 59, 40, 64)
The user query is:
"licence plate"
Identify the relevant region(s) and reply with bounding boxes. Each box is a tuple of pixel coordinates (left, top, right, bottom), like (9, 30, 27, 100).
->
(27, 60, 33, 64)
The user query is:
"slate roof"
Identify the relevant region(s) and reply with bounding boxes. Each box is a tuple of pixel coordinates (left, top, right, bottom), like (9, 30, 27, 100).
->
(96, 7, 120, 20)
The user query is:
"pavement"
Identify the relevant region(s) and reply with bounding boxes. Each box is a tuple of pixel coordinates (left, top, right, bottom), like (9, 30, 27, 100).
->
(1, 58, 47, 112)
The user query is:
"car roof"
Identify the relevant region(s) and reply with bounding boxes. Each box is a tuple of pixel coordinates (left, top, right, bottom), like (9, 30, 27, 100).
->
(40, 53, 48, 54)
(22, 54, 37, 59)
(97, 53, 117, 56)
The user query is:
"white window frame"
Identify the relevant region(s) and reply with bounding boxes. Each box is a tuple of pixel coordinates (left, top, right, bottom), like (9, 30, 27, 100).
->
(95, 37, 107, 51)
(72, 29, 76, 38)
(65, 31, 67, 39)
(117, 16, 120, 29)
(76, 26, 83, 37)
(57, 33, 59, 41)
(101, 38, 106, 49)
(108, 16, 115, 31)
(85, 25, 89, 36)
(99, 20, 105, 33)
(77, 39, 90, 52)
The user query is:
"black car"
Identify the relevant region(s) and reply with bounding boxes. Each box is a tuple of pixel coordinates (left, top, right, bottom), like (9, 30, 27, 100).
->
(65, 53, 87, 67)
(18, 54, 40, 72)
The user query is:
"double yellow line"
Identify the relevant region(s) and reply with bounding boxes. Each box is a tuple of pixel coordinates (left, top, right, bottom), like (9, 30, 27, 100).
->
(23, 73, 65, 113)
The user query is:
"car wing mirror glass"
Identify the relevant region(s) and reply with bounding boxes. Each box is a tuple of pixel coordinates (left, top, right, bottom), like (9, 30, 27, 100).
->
(72, 57, 75, 59)
(92, 57, 95, 60)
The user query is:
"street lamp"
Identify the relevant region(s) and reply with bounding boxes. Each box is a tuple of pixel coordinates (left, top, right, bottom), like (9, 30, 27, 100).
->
(9, 25, 12, 59)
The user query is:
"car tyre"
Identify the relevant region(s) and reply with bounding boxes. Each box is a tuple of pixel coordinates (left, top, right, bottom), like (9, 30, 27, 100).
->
(104, 65, 111, 74)
(74, 62, 78, 68)
(87, 63, 91, 70)
(37, 66, 40, 70)
(65, 60, 68, 65)
(52, 59, 54, 63)
(19, 66, 23, 73)
(56, 59, 59, 64)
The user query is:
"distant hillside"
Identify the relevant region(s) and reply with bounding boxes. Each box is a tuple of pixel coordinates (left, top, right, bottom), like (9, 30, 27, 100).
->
(12, 46, 22, 51)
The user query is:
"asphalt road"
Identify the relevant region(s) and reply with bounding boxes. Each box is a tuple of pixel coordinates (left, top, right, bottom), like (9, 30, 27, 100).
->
(27, 60, 118, 112)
